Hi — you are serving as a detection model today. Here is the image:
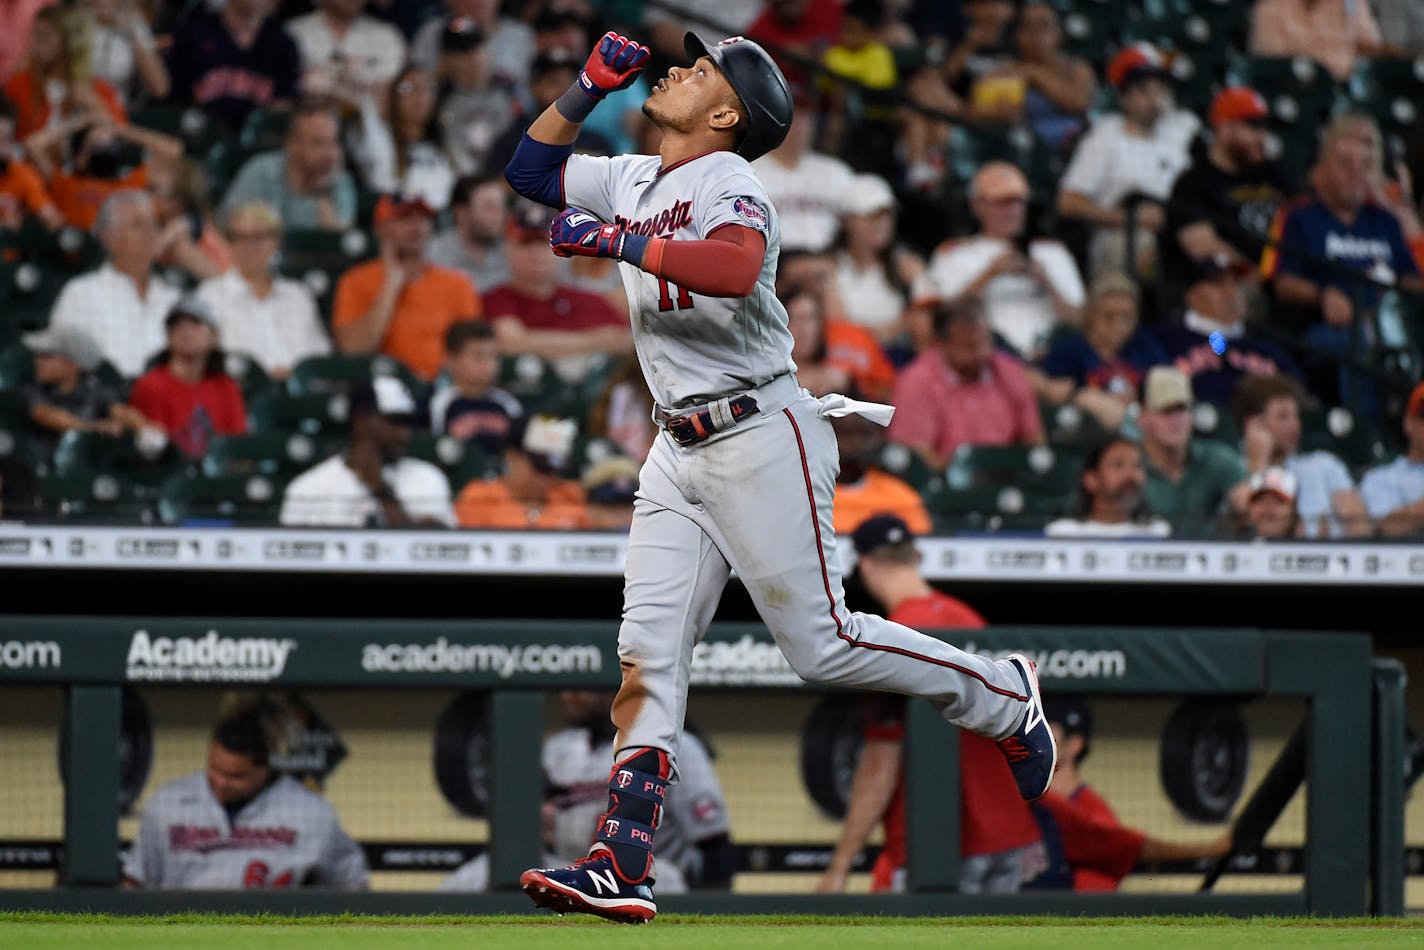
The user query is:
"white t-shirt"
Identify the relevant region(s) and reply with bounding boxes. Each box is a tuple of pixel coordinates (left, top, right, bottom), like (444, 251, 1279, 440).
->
(834, 252, 907, 336)
(279, 454, 455, 528)
(195, 270, 331, 376)
(916, 236, 1085, 358)
(750, 151, 857, 253)
(1285, 450, 1356, 539)
(88, 16, 158, 103)
(286, 13, 406, 89)
(1044, 517, 1172, 538)
(48, 264, 181, 378)
(1059, 110, 1200, 210)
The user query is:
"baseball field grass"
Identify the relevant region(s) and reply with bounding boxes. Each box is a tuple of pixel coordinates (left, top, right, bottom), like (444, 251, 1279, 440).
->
(3, 914, 1424, 949)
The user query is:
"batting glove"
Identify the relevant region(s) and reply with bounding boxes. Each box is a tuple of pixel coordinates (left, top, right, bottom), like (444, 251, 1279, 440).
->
(550, 208, 653, 267)
(577, 31, 651, 100)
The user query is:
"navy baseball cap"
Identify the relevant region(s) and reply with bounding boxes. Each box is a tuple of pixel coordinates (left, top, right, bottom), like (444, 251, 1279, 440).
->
(1043, 695, 1093, 739)
(852, 514, 916, 557)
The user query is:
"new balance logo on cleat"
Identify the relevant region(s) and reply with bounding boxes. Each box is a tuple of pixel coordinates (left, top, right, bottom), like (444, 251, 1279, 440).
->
(520, 847, 657, 924)
(996, 653, 1059, 801)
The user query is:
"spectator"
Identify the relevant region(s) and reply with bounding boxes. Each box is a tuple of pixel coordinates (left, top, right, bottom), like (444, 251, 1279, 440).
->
(1250, 0, 1381, 82)
(220, 100, 357, 232)
(1045, 435, 1171, 539)
(435, 17, 518, 178)
(642, 0, 764, 69)
(47, 190, 181, 378)
(0, 0, 54, 84)
(752, 113, 856, 254)
(918, 161, 1084, 360)
(427, 173, 511, 292)
(454, 414, 589, 529)
(286, 0, 407, 101)
(817, 514, 1045, 895)
(1035, 273, 1168, 432)
(1138, 366, 1250, 534)
(195, 201, 331, 382)
(165, 0, 300, 132)
(128, 297, 247, 461)
(888, 296, 1044, 470)
(1163, 87, 1293, 293)
(1359, 380, 1424, 537)
(21, 325, 155, 461)
(147, 156, 230, 284)
(1037, 697, 1117, 892)
(26, 113, 180, 232)
(783, 282, 897, 402)
(482, 204, 630, 375)
(997, 1, 1094, 151)
(1264, 113, 1422, 410)
(0, 98, 63, 231)
(830, 411, 932, 536)
(349, 64, 455, 211)
(411, 0, 535, 90)
(484, 50, 613, 184)
(821, 1, 897, 100)
(1156, 255, 1301, 407)
(1234, 372, 1371, 537)
(1243, 465, 1303, 539)
(747, 0, 844, 96)
(1374, 0, 1424, 57)
(942, 0, 1018, 108)
(582, 456, 641, 531)
(122, 701, 368, 890)
(818, 0, 898, 159)
(833, 173, 922, 346)
(5, 6, 127, 140)
(280, 377, 456, 528)
(83, 0, 171, 105)
(587, 356, 656, 464)
(428, 320, 521, 455)
(1057, 44, 1199, 281)
(332, 193, 480, 380)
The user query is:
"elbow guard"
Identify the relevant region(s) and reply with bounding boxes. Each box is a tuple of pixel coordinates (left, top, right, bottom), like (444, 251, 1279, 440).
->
(504, 135, 574, 208)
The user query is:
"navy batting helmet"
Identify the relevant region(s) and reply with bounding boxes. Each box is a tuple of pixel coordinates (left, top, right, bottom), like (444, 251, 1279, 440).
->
(684, 33, 793, 162)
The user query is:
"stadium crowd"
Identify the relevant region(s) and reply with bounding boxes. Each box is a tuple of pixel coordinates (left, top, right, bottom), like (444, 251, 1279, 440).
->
(0, 0, 1422, 540)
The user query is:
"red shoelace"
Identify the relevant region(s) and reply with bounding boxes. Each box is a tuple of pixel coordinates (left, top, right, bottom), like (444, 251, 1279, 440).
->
(998, 736, 1030, 764)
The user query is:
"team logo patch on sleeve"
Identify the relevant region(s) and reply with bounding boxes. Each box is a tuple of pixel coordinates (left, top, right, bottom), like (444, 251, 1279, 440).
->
(732, 196, 769, 232)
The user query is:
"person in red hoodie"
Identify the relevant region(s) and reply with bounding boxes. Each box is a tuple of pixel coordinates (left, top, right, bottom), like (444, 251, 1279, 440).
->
(816, 515, 1046, 894)
(128, 297, 246, 460)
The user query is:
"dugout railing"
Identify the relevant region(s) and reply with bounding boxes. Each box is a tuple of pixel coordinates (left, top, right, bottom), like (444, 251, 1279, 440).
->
(0, 618, 1398, 917)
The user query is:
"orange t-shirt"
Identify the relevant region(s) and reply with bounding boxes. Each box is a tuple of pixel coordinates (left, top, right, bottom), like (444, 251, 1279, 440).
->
(824, 318, 897, 402)
(832, 469, 932, 536)
(0, 158, 56, 229)
(3, 71, 126, 138)
(455, 477, 589, 530)
(332, 261, 481, 379)
(48, 166, 147, 230)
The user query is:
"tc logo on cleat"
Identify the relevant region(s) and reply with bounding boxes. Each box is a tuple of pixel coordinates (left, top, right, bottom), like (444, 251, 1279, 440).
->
(615, 770, 633, 788)
(603, 818, 620, 836)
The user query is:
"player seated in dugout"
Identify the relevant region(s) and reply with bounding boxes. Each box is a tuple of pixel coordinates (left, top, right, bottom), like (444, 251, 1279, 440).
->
(122, 700, 368, 890)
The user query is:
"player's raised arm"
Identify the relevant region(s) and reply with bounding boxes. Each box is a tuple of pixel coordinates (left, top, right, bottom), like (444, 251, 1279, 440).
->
(504, 32, 649, 205)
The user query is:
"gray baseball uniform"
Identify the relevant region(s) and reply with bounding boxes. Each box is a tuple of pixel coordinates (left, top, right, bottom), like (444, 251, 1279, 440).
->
(560, 150, 1030, 778)
(123, 772, 368, 889)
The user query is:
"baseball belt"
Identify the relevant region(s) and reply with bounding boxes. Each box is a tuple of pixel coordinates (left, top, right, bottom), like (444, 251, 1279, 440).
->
(662, 394, 759, 446)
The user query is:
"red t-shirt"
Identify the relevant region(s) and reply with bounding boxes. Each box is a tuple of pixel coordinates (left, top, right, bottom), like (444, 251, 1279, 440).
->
(747, 1, 844, 91)
(863, 592, 1041, 890)
(3, 72, 127, 138)
(128, 366, 247, 459)
(1035, 789, 1146, 888)
(1063, 784, 1125, 891)
(483, 284, 625, 331)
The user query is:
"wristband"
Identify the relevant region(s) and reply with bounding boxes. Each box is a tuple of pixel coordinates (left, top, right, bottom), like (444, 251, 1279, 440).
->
(555, 82, 599, 123)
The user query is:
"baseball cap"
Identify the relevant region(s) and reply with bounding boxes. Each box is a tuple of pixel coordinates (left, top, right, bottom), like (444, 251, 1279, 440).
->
(851, 513, 916, 557)
(581, 455, 640, 505)
(23, 325, 104, 372)
(1188, 251, 1253, 285)
(164, 295, 219, 331)
(1142, 366, 1193, 412)
(1043, 696, 1093, 739)
(531, 49, 579, 81)
(1406, 380, 1424, 418)
(441, 16, 485, 53)
(374, 193, 436, 226)
(843, 173, 895, 216)
(506, 202, 556, 243)
(349, 376, 420, 424)
(1107, 43, 1170, 91)
(1249, 466, 1298, 504)
(510, 413, 577, 474)
(1210, 86, 1269, 129)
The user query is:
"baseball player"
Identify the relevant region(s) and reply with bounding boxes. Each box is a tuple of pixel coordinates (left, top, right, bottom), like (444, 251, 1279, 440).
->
(505, 30, 1056, 923)
(122, 706, 368, 890)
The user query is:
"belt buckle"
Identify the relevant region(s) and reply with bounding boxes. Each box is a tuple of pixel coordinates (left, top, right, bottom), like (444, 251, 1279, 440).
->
(667, 417, 697, 446)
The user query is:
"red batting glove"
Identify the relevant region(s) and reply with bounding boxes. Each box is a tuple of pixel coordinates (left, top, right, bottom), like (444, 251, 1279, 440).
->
(577, 31, 651, 100)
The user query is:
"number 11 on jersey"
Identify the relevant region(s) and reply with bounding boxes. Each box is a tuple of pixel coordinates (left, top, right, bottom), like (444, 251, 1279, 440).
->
(657, 278, 694, 312)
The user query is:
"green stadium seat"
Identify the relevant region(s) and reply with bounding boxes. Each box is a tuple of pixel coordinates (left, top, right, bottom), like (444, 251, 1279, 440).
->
(876, 442, 942, 493)
(0, 391, 26, 431)
(128, 104, 225, 155)
(286, 354, 423, 397)
(1227, 55, 1344, 128)
(202, 431, 337, 478)
(157, 472, 287, 526)
(1039, 398, 1113, 451)
(499, 354, 571, 415)
(1053, 0, 1126, 64)
(407, 433, 501, 490)
(238, 108, 291, 154)
(0, 261, 67, 336)
(0, 426, 42, 474)
(931, 443, 1082, 531)
(946, 125, 1064, 204)
(1301, 405, 1388, 471)
(36, 471, 149, 522)
(0, 344, 32, 389)
(222, 351, 276, 405)
(1191, 401, 1241, 446)
(248, 390, 352, 436)
(1347, 57, 1424, 137)
(50, 429, 190, 492)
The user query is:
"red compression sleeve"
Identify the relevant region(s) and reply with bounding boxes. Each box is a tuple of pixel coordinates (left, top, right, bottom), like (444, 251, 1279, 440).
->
(644, 224, 765, 298)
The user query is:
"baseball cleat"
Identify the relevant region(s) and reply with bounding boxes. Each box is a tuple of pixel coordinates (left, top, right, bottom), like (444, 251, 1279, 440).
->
(997, 653, 1058, 801)
(520, 847, 656, 924)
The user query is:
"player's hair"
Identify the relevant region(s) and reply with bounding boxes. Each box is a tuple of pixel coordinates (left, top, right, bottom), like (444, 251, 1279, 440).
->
(93, 189, 153, 239)
(722, 89, 751, 151)
(1231, 373, 1306, 431)
(223, 200, 282, 236)
(929, 295, 988, 339)
(450, 173, 504, 209)
(1071, 435, 1149, 520)
(287, 98, 342, 136)
(1319, 111, 1381, 159)
(445, 319, 495, 353)
(212, 708, 273, 767)
(1085, 272, 1140, 315)
(861, 539, 920, 566)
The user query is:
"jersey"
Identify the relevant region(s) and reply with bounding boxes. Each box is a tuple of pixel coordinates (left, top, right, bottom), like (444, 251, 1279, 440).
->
(542, 726, 729, 888)
(561, 150, 794, 409)
(123, 772, 368, 889)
